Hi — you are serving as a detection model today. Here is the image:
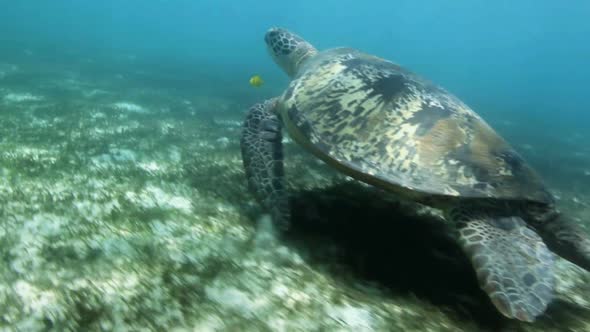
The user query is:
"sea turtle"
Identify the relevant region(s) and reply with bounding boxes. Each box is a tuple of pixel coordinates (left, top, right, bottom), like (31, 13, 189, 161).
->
(240, 27, 590, 322)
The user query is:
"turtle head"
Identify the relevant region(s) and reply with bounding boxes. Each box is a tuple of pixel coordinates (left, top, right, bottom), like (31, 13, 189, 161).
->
(265, 27, 318, 78)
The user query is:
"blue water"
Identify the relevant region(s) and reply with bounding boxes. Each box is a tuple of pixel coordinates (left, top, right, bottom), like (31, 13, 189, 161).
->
(2, 1, 589, 125)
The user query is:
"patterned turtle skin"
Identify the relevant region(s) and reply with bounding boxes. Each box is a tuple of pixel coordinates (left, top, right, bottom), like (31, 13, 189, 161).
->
(240, 27, 590, 323)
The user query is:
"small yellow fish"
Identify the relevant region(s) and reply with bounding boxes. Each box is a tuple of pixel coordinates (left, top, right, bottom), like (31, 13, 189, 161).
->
(249, 75, 264, 87)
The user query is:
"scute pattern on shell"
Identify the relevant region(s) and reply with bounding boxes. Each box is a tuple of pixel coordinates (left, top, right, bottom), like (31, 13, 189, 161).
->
(279, 48, 552, 204)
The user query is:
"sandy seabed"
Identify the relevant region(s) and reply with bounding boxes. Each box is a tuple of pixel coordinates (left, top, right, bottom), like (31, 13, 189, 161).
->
(0, 59, 589, 332)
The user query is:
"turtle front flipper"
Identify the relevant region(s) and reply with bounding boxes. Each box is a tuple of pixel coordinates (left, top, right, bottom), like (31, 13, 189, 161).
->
(450, 209, 555, 322)
(240, 98, 290, 230)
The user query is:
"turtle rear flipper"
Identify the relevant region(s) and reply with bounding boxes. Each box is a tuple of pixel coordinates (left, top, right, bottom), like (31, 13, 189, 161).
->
(539, 216, 590, 272)
(240, 98, 290, 230)
(452, 212, 555, 322)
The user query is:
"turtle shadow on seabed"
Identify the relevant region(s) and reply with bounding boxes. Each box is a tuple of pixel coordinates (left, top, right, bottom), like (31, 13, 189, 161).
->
(279, 181, 590, 331)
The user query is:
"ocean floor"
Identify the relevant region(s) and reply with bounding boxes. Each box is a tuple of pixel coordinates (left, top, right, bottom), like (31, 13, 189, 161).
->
(0, 57, 589, 332)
